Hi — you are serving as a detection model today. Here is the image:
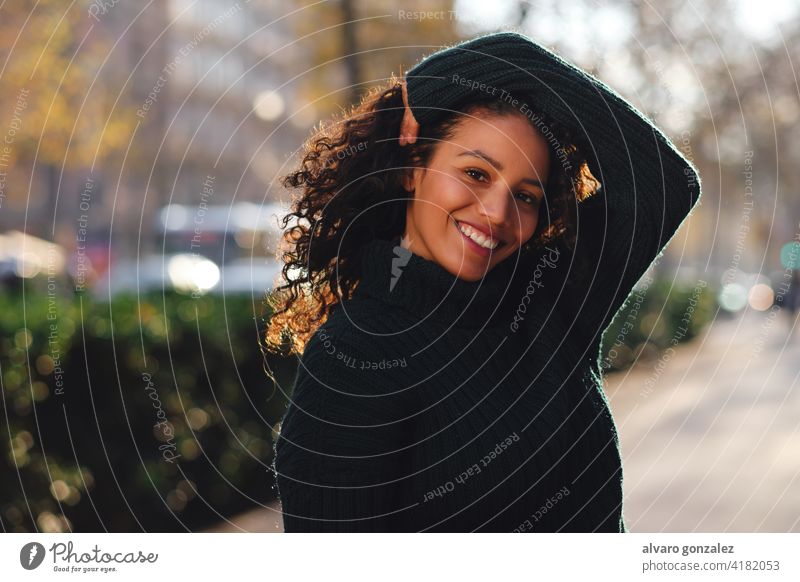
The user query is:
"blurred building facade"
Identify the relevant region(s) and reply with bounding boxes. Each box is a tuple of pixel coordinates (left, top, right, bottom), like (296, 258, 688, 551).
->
(0, 0, 311, 264)
(103, 0, 310, 257)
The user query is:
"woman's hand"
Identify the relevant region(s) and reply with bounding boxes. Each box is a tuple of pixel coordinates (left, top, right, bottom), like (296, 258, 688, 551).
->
(399, 79, 419, 146)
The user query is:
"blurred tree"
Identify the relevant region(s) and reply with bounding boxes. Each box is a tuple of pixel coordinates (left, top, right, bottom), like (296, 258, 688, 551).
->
(289, 0, 460, 123)
(0, 0, 135, 181)
(615, 0, 800, 266)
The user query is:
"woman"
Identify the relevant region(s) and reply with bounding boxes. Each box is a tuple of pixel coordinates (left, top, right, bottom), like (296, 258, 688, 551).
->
(265, 31, 701, 532)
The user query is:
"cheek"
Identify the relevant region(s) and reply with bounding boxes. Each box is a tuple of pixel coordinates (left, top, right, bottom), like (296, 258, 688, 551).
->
(415, 172, 473, 220)
(516, 209, 540, 243)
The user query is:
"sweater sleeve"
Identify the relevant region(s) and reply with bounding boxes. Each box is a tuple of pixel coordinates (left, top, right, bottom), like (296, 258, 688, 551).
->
(553, 144, 700, 349)
(404, 31, 702, 347)
(272, 331, 411, 532)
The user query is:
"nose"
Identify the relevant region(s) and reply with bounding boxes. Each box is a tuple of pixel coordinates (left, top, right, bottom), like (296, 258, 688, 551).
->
(476, 185, 513, 231)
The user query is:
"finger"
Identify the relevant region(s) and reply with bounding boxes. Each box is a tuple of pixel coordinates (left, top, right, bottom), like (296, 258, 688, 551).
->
(400, 80, 418, 146)
(407, 113, 419, 144)
(399, 81, 406, 145)
(401, 110, 413, 146)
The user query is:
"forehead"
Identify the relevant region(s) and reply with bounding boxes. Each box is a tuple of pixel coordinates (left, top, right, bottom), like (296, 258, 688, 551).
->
(442, 113, 551, 167)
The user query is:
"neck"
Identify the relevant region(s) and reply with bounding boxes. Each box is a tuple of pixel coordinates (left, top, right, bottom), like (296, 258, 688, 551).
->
(352, 235, 530, 330)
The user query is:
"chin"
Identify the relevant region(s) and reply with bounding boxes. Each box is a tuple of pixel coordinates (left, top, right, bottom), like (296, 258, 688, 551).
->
(438, 254, 499, 281)
(454, 269, 485, 282)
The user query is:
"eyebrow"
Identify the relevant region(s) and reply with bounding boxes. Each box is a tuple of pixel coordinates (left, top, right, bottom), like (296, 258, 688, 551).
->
(457, 149, 545, 190)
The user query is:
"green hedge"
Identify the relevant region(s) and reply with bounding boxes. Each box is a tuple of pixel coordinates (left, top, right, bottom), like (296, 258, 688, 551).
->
(599, 276, 716, 372)
(1, 286, 296, 532)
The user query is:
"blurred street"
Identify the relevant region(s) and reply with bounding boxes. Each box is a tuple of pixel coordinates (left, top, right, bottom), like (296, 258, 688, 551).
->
(205, 500, 283, 533)
(208, 309, 800, 533)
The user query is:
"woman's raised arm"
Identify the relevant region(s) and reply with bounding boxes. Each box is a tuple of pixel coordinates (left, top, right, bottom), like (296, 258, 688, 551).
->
(403, 31, 702, 347)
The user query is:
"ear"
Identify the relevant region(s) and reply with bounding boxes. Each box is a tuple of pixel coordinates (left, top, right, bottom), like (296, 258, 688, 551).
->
(400, 167, 416, 194)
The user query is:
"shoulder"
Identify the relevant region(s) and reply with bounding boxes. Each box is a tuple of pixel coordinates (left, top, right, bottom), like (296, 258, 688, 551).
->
(304, 291, 413, 359)
(276, 313, 413, 464)
(302, 305, 400, 377)
(291, 306, 411, 418)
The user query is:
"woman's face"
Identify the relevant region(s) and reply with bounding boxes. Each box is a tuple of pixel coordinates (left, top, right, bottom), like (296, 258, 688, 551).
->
(402, 110, 551, 281)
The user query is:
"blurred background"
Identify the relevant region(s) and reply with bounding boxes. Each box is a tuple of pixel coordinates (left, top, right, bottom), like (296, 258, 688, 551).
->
(1, 0, 798, 533)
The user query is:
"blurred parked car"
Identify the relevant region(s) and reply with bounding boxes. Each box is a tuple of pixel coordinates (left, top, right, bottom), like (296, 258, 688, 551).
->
(92, 202, 290, 299)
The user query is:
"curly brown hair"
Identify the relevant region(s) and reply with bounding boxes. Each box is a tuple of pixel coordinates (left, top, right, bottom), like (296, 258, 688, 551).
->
(262, 73, 600, 356)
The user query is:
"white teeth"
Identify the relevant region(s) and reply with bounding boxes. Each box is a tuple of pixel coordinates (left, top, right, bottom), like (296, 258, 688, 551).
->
(457, 222, 500, 250)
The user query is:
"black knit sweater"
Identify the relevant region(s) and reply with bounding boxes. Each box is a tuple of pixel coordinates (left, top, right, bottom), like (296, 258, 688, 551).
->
(272, 31, 701, 532)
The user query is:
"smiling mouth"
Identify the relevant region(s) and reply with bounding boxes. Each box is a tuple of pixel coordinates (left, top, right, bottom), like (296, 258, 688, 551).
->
(453, 219, 505, 252)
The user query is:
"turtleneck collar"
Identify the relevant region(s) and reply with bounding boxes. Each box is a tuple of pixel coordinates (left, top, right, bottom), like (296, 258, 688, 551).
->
(352, 235, 530, 330)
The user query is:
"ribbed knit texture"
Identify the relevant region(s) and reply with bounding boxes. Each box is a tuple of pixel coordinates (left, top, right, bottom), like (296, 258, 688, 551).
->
(272, 30, 702, 532)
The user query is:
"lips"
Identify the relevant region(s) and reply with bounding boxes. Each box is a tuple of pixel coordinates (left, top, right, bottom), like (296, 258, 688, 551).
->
(455, 219, 506, 249)
(451, 220, 504, 259)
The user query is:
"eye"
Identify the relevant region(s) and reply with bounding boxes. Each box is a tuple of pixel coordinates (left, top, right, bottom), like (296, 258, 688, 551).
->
(515, 191, 541, 206)
(465, 167, 541, 206)
(464, 168, 488, 182)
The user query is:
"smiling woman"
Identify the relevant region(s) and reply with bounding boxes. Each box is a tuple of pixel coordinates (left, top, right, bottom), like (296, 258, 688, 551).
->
(400, 103, 554, 280)
(264, 30, 701, 532)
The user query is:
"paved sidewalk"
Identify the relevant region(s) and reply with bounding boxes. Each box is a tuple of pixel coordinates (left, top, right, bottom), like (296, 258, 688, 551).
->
(204, 499, 283, 533)
(607, 309, 800, 532)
